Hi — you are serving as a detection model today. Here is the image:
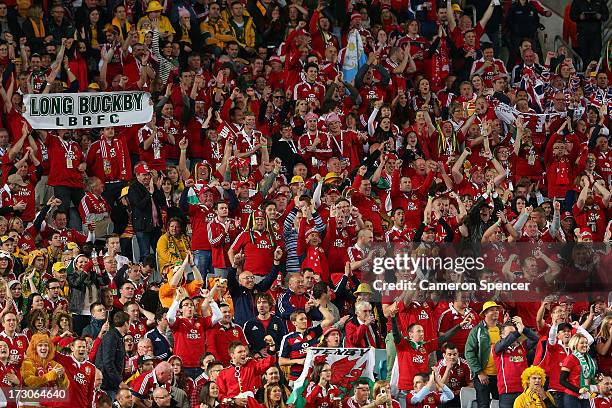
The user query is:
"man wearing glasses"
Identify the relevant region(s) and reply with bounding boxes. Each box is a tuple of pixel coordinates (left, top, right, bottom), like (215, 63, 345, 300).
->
(344, 301, 383, 348)
(151, 387, 177, 408)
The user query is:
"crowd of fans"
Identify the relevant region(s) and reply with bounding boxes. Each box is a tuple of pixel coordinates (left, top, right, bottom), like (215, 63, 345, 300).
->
(0, 0, 610, 406)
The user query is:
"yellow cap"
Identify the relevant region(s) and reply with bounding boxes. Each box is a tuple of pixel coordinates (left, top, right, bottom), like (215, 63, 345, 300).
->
(323, 172, 341, 184)
(480, 300, 502, 315)
(52, 261, 67, 274)
(353, 283, 373, 296)
(290, 176, 304, 185)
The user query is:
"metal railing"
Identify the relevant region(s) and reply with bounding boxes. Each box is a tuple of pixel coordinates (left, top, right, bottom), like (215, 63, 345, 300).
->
(554, 35, 584, 72)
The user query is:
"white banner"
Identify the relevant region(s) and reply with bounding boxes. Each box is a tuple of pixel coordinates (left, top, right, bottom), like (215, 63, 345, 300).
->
(23, 91, 154, 129)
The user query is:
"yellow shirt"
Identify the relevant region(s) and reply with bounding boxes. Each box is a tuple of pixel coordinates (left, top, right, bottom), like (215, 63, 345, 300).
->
(91, 25, 99, 47)
(513, 389, 556, 408)
(483, 326, 500, 375)
(137, 15, 175, 34)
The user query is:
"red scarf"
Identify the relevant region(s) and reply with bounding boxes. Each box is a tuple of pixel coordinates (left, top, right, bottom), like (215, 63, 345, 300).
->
(430, 37, 450, 92)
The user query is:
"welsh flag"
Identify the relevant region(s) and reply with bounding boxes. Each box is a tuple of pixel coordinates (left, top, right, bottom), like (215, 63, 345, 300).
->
(286, 348, 376, 408)
(186, 186, 200, 205)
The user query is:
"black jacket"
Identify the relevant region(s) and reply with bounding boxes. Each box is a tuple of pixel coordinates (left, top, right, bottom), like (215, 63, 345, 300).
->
(243, 314, 287, 354)
(95, 326, 125, 392)
(506, 1, 540, 38)
(569, 0, 609, 33)
(128, 181, 165, 233)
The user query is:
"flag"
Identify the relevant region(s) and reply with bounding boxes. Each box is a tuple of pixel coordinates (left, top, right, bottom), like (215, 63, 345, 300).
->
(341, 30, 367, 84)
(286, 348, 376, 408)
(186, 186, 200, 205)
(217, 120, 238, 144)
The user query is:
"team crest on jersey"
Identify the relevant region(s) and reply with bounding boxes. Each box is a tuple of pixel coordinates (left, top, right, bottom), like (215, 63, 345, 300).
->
(419, 310, 429, 320)
(233, 329, 238, 337)
(257, 240, 272, 249)
(75, 372, 86, 385)
(195, 322, 201, 328)
(85, 366, 91, 375)
(456, 368, 463, 376)
(418, 347, 426, 354)
(427, 396, 435, 403)
(16, 340, 22, 348)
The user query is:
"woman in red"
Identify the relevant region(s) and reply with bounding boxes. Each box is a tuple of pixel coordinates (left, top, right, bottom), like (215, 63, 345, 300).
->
(595, 316, 612, 380)
(304, 362, 340, 408)
(560, 333, 596, 408)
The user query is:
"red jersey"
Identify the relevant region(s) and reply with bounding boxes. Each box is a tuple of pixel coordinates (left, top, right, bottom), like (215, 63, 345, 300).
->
(53, 353, 96, 408)
(0, 331, 28, 370)
(13, 183, 36, 222)
(396, 338, 432, 391)
(78, 192, 111, 223)
(85, 136, 132, 183)
(435, 358, 472, 395)
(131, 369, 171, 399)
(573, 197, 607, 241)
(304, 383, 342, 408)
(322, 218, 353, 275)
(205, 323, 247, 365)
(45, 135, 85, 188)
(437, 305, 479, 354)
(137, 125, 171, 171)
(293, 81, 326, 106)
(234, 193, 263, 227)
(207, 217, 240, 268)
(591, 396, 612, 408)
(470, 58, 508, 87)
(407, 390, 442, 408)
(385, 226, 415, 243)
(160, 117, 185, 161)
(451, 23, 485, 49)
(188, 200, 214, 251)
(43, 296, 69, 315)
(539, 341, 570, 392)
(351, 176, 384, 238)
(230, 230, 278, 276)
(217, 355, 276, 401)
(128, 319, 149, 344)
(493, 342, 530, 394)
(169, 315, 214, 368)
(560, 353, 585, 397)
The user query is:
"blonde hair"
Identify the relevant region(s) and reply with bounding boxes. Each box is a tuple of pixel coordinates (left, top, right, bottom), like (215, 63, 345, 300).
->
(597, 316, 612, 339)
(568, 333, 588, 351)
(520, 365, 546, 390)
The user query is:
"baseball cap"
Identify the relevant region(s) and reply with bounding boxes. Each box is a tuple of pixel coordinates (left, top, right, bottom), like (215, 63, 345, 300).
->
(304, 112, 319, 122)
(134, 163, 152, 175)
